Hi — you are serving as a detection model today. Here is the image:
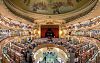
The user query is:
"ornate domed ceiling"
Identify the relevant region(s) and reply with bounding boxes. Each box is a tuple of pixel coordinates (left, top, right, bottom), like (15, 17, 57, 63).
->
(5, 0, 91, 14)
(3, 0, 98, 22)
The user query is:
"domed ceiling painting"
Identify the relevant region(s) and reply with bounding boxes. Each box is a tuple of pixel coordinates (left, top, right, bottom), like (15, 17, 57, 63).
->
(8, 0, 90, 15)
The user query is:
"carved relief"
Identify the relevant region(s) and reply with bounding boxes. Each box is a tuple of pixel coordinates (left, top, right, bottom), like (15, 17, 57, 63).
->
(33, 19, 66, 38)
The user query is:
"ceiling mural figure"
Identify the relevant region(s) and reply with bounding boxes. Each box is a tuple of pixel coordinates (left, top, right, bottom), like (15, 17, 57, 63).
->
(29, 0, 75, 14)
(9, 0, 90, 15)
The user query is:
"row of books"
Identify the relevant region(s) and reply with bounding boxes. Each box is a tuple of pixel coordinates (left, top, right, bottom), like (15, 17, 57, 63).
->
(0, 29, 32, 38)
(2, 37, 100, 63)
(66, 16, 100, 30)
(2, 37, 34, 63)
(0, 14, 35, 30)
(32, 38, 100, 63)
(71, 30, 100, 40)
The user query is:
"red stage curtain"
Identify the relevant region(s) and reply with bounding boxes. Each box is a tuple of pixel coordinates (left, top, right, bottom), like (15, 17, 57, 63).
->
(41, 28, 59, 38)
